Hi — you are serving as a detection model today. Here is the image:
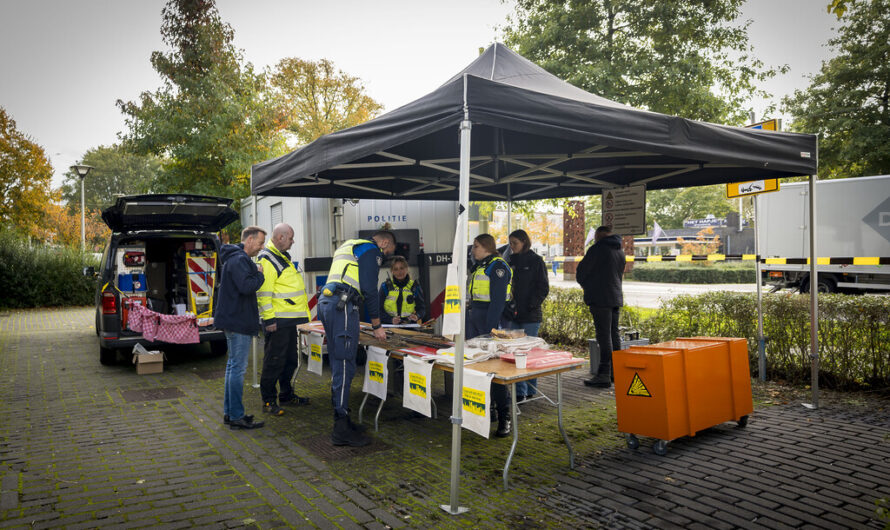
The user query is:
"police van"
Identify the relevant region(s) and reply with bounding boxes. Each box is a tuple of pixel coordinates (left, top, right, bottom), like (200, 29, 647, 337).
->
(92, 194, 238, 365)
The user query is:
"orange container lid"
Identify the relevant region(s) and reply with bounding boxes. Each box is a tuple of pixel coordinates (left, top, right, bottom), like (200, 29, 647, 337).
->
(621, 346, 679, 357)
(646, 340, 721, 350)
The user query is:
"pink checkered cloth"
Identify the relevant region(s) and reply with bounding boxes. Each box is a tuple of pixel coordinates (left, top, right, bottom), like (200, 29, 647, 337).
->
(127, 304, 199, 344)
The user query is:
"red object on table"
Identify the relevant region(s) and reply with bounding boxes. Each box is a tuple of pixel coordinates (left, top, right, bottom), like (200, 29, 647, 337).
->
(500, 348, 576, 369)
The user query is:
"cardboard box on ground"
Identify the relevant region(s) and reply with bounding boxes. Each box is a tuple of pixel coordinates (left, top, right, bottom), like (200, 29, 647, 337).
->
(132, 343, 165, 375)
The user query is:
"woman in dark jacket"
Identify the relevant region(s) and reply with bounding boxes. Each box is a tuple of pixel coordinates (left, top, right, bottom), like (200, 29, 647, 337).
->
(506, 229, 549, 401)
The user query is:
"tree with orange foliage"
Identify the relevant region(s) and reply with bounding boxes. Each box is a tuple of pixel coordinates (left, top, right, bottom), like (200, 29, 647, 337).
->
(30, 200, 109, 252)
(677, 227, 721, 256)
(0, 107, 55, 235)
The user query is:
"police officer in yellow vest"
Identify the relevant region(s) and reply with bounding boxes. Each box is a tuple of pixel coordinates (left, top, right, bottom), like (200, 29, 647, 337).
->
(318, 231, 396, 447)
(467, 234, 513, 437)
(257, 223, 311, 415)
(379, 256, 425, 325)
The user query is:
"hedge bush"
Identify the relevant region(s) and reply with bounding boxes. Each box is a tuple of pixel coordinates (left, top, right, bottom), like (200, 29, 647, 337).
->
(540, 287, 890, 390)
(626, 262, 756, 284)
(0, 231, 99, 309)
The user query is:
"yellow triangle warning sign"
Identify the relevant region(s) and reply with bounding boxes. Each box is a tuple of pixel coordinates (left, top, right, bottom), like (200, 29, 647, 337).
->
(627, 372, 651, 397)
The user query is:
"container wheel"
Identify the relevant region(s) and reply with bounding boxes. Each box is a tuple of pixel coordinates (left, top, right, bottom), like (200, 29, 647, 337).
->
(737, 415, 749, 428)
(625, 434, 639, 450)
(653, 439, 668, 456)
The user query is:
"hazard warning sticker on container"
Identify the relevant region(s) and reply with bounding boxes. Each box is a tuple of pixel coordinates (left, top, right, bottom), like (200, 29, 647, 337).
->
(627, 372, 651, 397)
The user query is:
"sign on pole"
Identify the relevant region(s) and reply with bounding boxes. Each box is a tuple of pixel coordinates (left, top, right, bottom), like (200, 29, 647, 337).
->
(726, 179, 780, 198)
(726, 119, 782, 198)
(602, 185, 646, 235)
(747, 119, 779, 131)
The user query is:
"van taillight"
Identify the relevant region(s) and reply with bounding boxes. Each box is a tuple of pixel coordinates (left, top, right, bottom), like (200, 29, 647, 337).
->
(769, 271, 784, 279)
(102, 292, 117, 314)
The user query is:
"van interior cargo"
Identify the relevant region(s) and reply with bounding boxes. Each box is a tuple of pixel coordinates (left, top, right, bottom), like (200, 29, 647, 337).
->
(113, 236, 217, 324)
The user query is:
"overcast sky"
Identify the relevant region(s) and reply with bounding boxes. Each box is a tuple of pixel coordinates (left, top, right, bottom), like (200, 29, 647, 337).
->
(0, 0, 840, 188)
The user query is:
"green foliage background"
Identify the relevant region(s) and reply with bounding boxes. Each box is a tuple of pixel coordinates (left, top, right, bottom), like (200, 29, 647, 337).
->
(627, 262, 756, 284)
(0, 231, 99, 309)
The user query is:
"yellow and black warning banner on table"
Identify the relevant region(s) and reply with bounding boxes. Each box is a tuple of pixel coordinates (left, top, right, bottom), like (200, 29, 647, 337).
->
(547, 255, 890, 264)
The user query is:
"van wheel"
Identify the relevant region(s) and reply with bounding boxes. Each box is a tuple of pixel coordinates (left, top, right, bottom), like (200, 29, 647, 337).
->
(210, 340, 228, 357)
(100, 346, 117, 366)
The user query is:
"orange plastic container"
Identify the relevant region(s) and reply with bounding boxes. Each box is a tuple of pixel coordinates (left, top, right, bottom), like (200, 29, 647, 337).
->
(613, 338, 753, 455)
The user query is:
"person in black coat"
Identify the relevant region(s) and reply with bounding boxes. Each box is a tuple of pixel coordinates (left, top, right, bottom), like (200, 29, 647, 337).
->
(576, 226, 626, 388)
(506, 229, 549, 401)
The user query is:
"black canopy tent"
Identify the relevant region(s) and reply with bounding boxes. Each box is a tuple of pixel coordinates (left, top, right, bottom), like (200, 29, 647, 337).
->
(251, 43, 820, 513)
(252, 44, 816, 201)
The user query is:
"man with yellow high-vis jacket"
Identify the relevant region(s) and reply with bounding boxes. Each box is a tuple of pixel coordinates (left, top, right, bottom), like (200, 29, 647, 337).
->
(257, 223, 311, 415)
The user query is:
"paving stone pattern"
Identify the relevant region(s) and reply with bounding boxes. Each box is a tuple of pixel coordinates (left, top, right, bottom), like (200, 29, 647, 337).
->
(0, 307, 888, 529)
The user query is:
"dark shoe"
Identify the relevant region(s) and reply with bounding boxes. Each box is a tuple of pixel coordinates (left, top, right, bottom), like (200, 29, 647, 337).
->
(224, 414, 253, 425)
(229, 416, 264, 430)
(495, 418, 512, 438)
(584, 374, 612, 388)
(263, 402, 285, 415)
(516, 395, 527, 403)
(347, 416, 367, 433)
(331, 417, 370, 447)
(280, 396, 310, 406)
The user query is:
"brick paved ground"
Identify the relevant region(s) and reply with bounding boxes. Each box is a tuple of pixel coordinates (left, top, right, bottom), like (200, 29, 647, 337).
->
(0, 307, 888, 529)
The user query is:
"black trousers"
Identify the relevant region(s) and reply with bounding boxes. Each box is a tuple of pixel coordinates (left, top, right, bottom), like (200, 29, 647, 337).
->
(588, 306, 621, 376)
(260, 325, 298, 404)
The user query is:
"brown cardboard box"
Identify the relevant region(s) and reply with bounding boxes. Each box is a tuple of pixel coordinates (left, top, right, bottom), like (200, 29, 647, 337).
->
(132, 351, 165, 375)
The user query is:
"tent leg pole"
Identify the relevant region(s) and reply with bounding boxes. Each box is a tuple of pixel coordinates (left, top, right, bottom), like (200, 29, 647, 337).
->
(441, 117, 471, 516)
(808, 173, 819, 409)
(754, 196, 766, 382)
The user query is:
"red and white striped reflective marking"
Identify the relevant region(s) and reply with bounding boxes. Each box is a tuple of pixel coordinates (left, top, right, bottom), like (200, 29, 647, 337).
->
(187, 255, 216, 298)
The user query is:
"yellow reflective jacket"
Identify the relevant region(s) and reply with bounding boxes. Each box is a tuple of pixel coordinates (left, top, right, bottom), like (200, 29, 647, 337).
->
(256, 240, 310, 324)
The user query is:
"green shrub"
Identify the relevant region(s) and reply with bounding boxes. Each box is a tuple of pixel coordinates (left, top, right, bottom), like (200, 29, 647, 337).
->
(541, 287, 890, 390)
(0, 231, 99, 309)
(627, 262, 756, 284)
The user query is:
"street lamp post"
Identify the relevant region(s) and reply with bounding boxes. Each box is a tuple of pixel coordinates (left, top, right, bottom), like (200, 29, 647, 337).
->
(70, 165, 94, 252)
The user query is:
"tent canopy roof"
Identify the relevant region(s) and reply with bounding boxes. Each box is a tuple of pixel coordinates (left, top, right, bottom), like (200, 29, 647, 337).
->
(252, 44, 817, 201)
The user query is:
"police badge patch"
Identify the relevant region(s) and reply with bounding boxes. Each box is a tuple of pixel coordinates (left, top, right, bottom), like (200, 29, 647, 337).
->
(495, 268, 505, 278)
(376, 255, 383, 266)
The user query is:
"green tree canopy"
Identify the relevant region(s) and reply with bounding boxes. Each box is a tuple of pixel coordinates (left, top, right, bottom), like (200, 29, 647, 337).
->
(117, 0, 286, 199)
(0, 107, 54, 234)
(502, 0, 783, 124)
(60, 144, 161, 212)
(645, 185, 734, 230)
(270, 58, 384, 145)
(783, 0, 890, 178)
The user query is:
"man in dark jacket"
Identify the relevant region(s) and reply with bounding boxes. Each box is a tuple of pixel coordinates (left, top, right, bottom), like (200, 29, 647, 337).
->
(215, 226, 267, 430)
(576, 226, 626, 388)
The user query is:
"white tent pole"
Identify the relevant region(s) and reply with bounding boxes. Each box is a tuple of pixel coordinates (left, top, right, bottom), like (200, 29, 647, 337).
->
(808, 170, 819, 408)
(754, 195, 766, 381)
(442, 76, 471, 516)
(250, 169, 260, 389)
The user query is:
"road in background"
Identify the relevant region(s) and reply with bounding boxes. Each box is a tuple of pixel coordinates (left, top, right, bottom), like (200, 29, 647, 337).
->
(550, 274, 756, 309)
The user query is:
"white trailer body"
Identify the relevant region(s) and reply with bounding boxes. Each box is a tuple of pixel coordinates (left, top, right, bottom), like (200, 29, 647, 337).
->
(757, 175, 890, 292)
(241, 196, 458, 318)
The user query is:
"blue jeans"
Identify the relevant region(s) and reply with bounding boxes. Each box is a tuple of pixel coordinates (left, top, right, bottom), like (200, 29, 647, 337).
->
(509, 321, 541, 397)
(224, 331, 252, 421)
